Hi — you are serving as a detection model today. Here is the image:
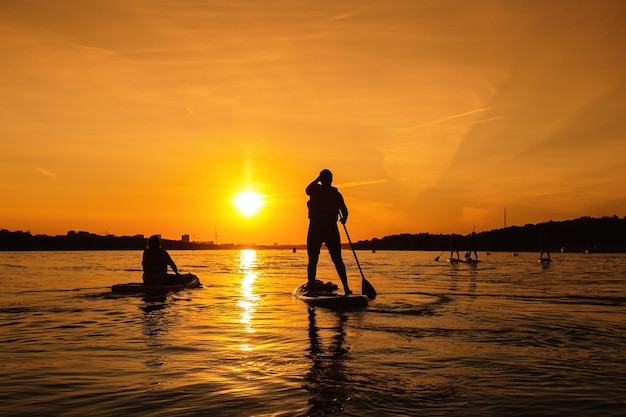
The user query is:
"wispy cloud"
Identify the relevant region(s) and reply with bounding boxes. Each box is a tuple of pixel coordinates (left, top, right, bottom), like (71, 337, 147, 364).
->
(419, 107, 496, 128)
(35, 167, 56, 179)
(329, 11, 359, 21)
(336, 179, 389, 189)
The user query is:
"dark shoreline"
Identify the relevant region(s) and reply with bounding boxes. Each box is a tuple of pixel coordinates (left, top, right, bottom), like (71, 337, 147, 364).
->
(2, 215, 626, 253)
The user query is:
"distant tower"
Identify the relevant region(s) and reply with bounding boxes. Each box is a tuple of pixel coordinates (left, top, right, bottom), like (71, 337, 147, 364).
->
(504, 207, 507, 228)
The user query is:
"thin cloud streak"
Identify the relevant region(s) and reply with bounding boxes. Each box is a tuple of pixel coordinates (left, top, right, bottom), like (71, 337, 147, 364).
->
(335, 179, 389, 189)
(35, 168, 56, 179)
(419, 107, 497, 128)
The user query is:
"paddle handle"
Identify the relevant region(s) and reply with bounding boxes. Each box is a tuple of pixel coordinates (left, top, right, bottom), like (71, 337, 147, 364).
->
(342, 222, 365, 281)
(341, 221, 376, 298)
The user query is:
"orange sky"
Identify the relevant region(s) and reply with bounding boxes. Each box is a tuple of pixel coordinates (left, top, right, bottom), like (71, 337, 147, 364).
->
(2, 1, 626, 245)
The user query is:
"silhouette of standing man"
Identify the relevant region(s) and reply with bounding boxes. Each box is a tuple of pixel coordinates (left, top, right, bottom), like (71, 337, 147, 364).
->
(465, 230, 478, 262)
(306, 169, 352, 296)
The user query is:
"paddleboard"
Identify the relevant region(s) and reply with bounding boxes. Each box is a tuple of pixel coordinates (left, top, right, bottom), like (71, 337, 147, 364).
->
(293, 283, 368, 309)
(538, 258, 552, 264)
(111, 273, 201, 294)
(447, 258, 462, 264)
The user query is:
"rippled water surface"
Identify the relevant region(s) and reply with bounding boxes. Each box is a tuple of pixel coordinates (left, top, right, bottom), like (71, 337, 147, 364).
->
(1, 250, 625, 416)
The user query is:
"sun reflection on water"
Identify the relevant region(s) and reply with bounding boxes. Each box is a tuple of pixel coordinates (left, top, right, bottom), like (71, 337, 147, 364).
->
(238, 249, 259, 353)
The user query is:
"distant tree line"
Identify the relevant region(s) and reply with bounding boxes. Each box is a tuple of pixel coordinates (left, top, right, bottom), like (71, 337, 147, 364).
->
(0, 230, 219, 251)
(353, 216, 626, 253)
(2, 216, 626, 252)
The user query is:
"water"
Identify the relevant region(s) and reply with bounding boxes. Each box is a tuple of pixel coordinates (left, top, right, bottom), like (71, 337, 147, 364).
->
(1, 250, 625, 416)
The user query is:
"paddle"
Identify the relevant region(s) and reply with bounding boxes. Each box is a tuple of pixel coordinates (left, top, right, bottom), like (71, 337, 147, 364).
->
(434, 250, 445, 262)
(341, 220, 377, 299)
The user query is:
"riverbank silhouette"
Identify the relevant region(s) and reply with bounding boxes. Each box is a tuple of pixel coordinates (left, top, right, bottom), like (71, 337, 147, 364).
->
(2, 216, 625, 252)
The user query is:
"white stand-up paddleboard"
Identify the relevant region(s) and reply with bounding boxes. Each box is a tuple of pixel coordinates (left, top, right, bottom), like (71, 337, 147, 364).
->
(111, 273, 201, 294)
(293, 281, 368, 310)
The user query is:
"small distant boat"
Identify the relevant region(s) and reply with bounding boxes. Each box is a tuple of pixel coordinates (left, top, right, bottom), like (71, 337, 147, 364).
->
(111, 273, 201, 294)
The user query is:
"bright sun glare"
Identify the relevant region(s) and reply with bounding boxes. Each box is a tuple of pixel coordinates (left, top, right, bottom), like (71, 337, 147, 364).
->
(233, 191, 264, 217)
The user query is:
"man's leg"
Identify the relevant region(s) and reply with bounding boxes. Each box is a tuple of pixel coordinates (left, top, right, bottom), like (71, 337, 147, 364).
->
(327, 226, 351, 295)
(330, 250, 350, 294)
(307, 225, 322, 294)
(307, 251, 319, 286)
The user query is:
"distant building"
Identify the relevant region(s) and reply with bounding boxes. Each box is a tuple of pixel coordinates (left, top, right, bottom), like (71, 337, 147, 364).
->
(182, 234, 190, 243)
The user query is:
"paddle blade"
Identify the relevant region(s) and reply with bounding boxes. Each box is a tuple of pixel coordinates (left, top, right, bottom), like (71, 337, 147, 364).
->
(362, 278, 377, 299)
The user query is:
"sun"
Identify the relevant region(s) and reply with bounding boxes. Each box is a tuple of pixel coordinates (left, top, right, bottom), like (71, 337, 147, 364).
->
(233, 191, 265, 217)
